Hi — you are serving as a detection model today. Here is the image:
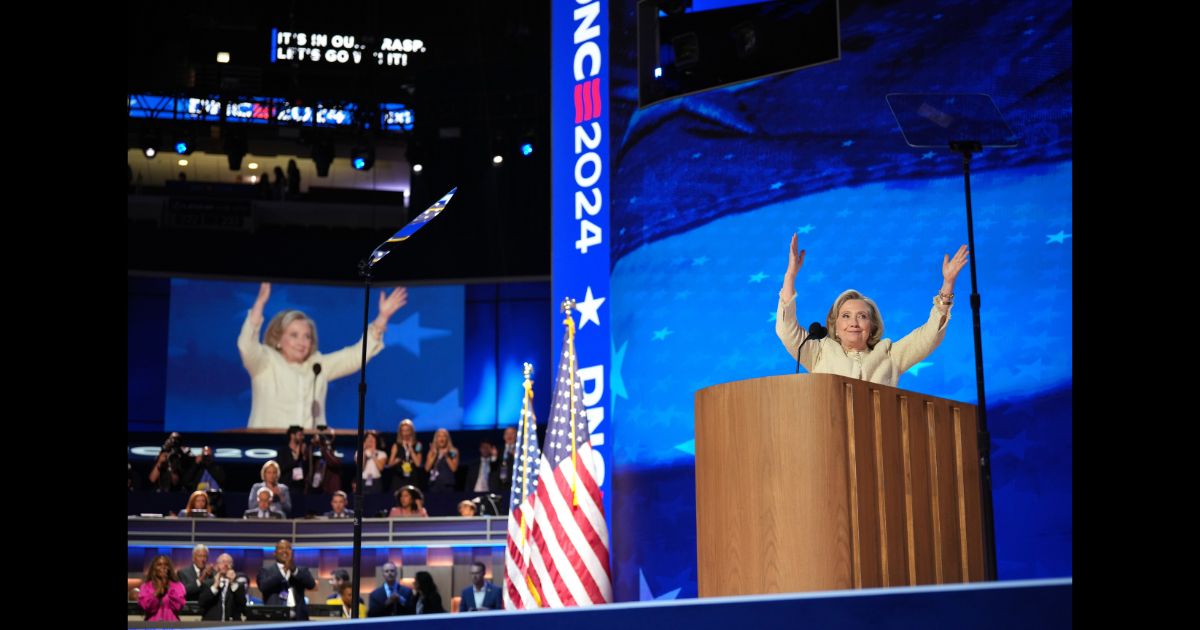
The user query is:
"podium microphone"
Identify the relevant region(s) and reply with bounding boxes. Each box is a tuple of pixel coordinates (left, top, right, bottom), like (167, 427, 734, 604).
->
(795, 322, 828, 374)
(311, 363, 323, 426)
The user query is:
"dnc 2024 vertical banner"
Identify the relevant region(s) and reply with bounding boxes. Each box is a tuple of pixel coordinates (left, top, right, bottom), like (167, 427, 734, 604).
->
(551, 0, 613, 530)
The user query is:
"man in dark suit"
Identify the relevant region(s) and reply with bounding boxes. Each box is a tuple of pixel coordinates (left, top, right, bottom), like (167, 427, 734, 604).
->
(459, 562, 503, 611)
(198, 553, 247, 621)
(464, 440, 502, 493)
(323, 491, 355, 519)
(367, 562, 413, 617)
(178, 544, 214, 601)
(244, 487, 286, 519)
(256, 539, 316, 620)
(498, 427, 517, 495)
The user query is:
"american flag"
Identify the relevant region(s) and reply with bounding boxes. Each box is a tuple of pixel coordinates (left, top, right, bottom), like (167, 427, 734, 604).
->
(520, 308, 613, 607)
(504, 363, 545, 609)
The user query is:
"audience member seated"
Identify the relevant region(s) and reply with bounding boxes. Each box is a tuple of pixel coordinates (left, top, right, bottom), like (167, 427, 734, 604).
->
(244, 487, 286, 519)
(337, 582, 367, 618)
(324, 490, 354, 519)
(247, 460, 292, 516)
(457, 500, 478, 517)
(388, 486, 428, 518)
(181, 490, 216, 518)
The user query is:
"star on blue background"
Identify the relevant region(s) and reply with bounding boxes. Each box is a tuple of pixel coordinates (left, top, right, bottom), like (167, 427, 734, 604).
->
(1045, 231, 1071, 244)
(639, 569, 682, 601)
(385, 312, 452, 357)
(395, 389, 463, 424)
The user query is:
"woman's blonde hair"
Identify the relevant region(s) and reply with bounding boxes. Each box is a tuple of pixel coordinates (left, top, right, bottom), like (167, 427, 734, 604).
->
(260, 459, 281, 481)
(432, 428, 454, 451)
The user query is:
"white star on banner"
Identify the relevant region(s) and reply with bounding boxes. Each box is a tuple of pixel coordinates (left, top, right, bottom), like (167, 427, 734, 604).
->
(576, 286, 606, 329)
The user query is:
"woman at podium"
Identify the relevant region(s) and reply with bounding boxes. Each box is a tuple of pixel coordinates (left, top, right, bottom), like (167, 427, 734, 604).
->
(237, 282, 407, 429)
(775, 233, 969, 386)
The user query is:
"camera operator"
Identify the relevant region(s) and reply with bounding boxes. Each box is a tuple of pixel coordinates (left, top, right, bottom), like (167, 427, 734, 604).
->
(149, 432, 190, 492)
(278, 426, 311, 496)
(184, 445, 227, 514)
(308, 426, 344, 495)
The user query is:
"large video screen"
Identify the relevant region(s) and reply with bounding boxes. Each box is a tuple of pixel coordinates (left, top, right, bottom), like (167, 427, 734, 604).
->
(163, 278, 464, 433)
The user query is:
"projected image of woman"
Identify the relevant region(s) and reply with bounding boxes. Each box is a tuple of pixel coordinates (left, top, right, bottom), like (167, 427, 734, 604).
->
(238, 282, 407, 429)
(776, 233, 970, 386)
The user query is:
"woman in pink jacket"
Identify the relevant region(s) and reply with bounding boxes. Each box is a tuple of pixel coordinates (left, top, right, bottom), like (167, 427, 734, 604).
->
(138, 555, 186, 621)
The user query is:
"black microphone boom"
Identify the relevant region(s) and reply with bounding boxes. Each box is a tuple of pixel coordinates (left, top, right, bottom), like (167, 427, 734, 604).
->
(795, 322, 828, 374)
(310, 363, 323, 426)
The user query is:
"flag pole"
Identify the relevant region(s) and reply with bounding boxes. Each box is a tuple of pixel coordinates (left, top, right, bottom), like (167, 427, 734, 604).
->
(561, 297, 580, 507)
(519, 362, 534, 545)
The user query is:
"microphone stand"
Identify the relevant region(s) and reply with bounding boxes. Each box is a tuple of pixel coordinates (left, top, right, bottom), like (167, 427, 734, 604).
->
(348, 187, 456, 618)
(350, 259, 370, 619)
(795, 323, 827, 374)
(950, 139, 998, 580)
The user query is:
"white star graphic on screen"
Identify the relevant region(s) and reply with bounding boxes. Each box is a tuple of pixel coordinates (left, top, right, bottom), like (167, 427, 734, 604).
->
(906, 361, 933, 376)
(639, 569, 683, 601)
(796, 224, 815, 234)
(1045, 231, 1072, 244)
(576, 287, 606, 329)
(394, 389, 462, 423)
(611, 339, 629, 402)
(384, 312, 452, 357)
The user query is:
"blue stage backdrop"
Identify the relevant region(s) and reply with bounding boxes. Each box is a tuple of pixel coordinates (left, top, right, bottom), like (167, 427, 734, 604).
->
(587, 0, 1073, 601)
(127, 277, 551, 434)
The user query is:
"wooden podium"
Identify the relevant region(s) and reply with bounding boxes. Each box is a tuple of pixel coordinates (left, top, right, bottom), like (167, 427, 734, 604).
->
(693, 374, 987, 597)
